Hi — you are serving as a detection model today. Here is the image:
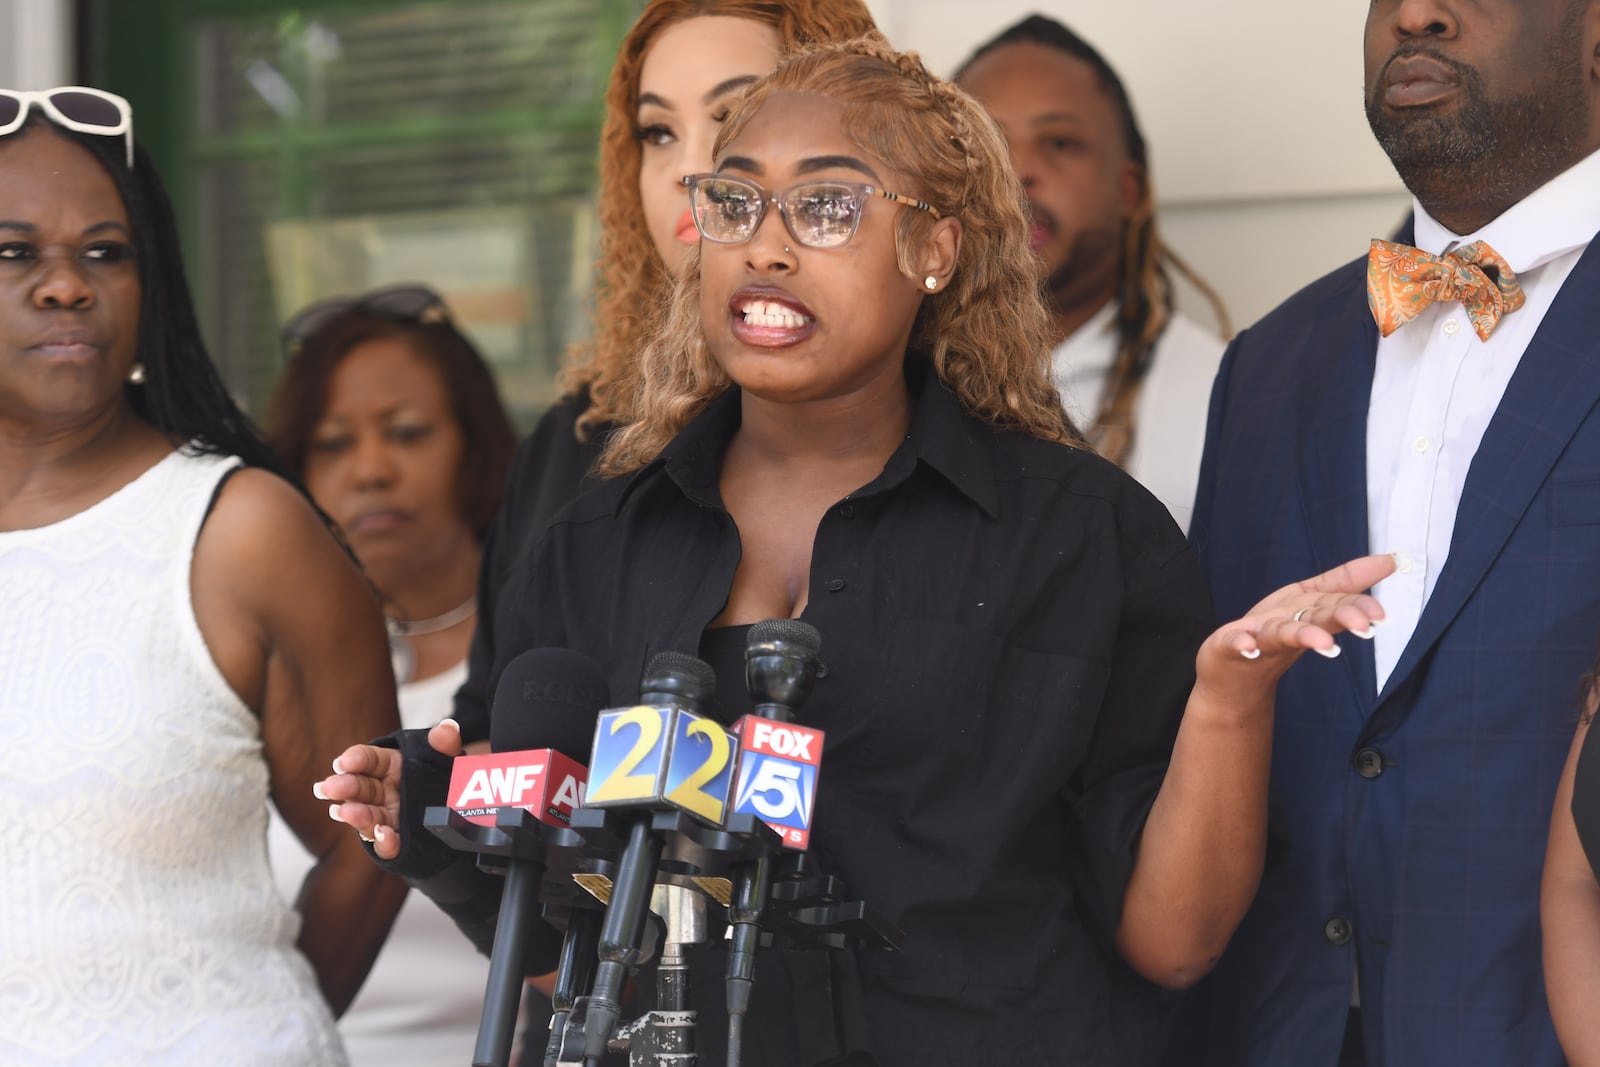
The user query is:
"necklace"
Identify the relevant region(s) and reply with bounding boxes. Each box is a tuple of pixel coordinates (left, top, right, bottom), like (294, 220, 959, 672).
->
(386, 596, 476, 684)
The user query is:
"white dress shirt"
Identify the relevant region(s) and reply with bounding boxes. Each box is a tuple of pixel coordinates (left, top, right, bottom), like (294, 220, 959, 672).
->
(1367, 146, 1600, 689)
(1051, 304, 1226, 533)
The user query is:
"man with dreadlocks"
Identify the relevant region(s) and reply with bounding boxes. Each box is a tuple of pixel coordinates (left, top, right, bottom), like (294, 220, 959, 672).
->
(957, 14, 1229, 533)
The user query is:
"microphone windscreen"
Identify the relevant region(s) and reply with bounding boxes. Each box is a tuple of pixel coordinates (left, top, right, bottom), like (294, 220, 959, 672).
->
(747, 618, 822, 656)
(640, 650, 717, 713)
(490, 648, 611, 759)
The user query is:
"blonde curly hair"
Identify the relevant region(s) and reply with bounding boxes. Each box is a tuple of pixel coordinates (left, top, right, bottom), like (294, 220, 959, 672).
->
(559, 0, 878, 442)
(599, 32, 1082, 474)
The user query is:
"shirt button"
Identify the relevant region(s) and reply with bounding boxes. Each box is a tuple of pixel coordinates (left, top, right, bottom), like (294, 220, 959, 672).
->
(1353, 747, 1385, 779)
(1324, 916, 1353, 946)
(838, 503, 855, 519)
(1394, 552, 1414, 575)
(1413, 436, 1430, 454)
(1443, 318, 1461, 336)
(825, 578, 846, 592)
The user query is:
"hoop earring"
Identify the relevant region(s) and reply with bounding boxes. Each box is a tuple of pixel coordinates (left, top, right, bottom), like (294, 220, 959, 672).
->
(127, 362, 146, 384)
(924, 276, 938, 291)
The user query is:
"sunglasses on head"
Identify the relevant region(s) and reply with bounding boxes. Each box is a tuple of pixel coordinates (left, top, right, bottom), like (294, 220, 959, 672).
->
(681, 172, 942, 250)
(280, 284, 452, 355)
(0, 87, 134, 168)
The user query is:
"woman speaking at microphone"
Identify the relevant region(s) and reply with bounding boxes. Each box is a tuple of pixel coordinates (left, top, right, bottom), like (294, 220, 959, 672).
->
(453, 0, 879, 743)
(321, 36, 1390, 1067)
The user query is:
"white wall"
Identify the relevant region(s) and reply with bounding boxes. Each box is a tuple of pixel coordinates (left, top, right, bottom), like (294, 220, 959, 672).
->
(0, 0, 73, 90)
(865, 0, 1412, 334)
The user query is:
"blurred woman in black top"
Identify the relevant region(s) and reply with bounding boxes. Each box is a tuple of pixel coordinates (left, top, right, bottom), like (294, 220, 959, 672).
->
(323, 35, 1391, 1066)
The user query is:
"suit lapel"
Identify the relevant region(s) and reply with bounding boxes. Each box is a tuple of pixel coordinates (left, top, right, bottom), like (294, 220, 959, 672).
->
(1296, 279, 1381, 708)
(1378, 238, 1600, 708)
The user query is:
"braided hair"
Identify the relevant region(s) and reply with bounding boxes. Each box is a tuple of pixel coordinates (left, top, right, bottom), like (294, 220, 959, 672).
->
(600, 32, 1081, 474)
(559, 0, 879, 443)
(957, 15, 1231, 466)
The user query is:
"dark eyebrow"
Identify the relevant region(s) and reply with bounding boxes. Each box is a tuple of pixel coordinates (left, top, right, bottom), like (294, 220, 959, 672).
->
(1031, 112, 1087, 126)
(0, 220, 131, 237)
(795, 154, 880, 181)
(703, 75, 758, 105)
(717, 154, 763, 176)
(637, 74, 761, 114)
(717, 154, 882, 182)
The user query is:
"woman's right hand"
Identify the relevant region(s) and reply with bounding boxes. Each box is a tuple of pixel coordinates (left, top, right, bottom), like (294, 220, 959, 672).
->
(315, 717, 463, 860)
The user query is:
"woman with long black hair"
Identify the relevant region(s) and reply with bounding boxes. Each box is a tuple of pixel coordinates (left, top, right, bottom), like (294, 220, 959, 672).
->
(0, 89, 402, 1062)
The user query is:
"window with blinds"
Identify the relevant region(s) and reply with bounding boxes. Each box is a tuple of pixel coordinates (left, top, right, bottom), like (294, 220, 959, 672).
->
(87, 0, 641, 423)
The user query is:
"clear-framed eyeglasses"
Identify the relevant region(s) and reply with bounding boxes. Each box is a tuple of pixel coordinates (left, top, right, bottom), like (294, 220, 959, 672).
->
(681, 172, 942, 250)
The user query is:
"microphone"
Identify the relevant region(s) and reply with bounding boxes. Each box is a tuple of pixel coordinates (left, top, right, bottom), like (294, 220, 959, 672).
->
(585, 651, 733, 823)
(725, 619, 826, 1065)
(731, 618, 826, 847)
(561, 652, 730, 1063)
(426, 647, 609, 1067)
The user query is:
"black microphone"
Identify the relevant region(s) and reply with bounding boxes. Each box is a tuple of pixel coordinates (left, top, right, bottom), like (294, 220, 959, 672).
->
(454, 648, 609, 1067)
(725, 619, 826, 1065)
(561, 652, 726, 1064)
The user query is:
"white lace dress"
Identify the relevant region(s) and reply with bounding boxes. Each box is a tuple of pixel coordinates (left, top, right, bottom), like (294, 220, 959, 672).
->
(0, 449, 347, 1065)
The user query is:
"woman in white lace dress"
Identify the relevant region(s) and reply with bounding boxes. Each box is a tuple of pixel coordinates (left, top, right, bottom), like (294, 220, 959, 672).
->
(0, 91, 404, 1064)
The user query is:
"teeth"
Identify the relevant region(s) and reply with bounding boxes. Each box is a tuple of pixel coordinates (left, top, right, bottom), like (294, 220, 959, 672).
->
(740, 299, 812, 329)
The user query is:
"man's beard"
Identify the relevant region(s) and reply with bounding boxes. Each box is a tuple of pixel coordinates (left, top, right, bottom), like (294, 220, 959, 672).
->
(1042, 222, 1122, 317)
(1365, 23, 1587, 223)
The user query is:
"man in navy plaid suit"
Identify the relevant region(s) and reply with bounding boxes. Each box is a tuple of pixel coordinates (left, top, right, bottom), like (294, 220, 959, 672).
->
(1175, 0, 1600, 1064)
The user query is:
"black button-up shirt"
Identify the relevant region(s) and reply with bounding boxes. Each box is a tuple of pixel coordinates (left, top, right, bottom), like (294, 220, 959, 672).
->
(480, 364, 1214, 1066)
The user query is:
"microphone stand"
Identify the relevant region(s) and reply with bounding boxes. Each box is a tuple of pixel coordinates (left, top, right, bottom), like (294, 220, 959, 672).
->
(610, 884, 706, 1066)
(544, 903, 602, 1067)
(724, 620, 824, 1067)
(423, 805, 573, 1067)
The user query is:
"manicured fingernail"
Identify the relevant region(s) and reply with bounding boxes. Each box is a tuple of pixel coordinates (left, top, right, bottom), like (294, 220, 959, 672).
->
(375, 825, 392, 847)
(327, 803, 344, 822)
(1316, 644, 1342, 659)
(312, 782, 329, 800)
(1240, 648, 1261, 660)
(1352, 627, 1376, 640)
(331, 757, 345, 774)
(440, 717, 460, 732)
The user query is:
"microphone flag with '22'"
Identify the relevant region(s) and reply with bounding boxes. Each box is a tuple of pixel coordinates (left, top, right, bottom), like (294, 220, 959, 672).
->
(421, 646, 608, 1067)
(557, 652, 732, 1064)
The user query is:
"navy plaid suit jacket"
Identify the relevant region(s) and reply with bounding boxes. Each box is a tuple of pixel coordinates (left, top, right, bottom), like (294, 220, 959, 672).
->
(1177, 234, 1600, 1067)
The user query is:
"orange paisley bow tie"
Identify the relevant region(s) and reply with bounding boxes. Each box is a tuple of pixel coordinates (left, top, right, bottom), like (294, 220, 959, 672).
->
(1366, 238, 1526, 342)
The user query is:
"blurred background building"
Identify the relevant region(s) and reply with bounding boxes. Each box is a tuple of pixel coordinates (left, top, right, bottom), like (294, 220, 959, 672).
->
(2, 0, 1408, 426)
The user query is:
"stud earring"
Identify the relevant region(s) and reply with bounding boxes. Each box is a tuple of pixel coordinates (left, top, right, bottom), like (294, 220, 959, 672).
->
(128, 362, 146, 385)
(924, 276, 938, 291)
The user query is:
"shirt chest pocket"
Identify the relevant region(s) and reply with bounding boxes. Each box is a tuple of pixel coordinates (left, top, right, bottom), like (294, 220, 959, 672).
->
(860, 619, 1107, 784)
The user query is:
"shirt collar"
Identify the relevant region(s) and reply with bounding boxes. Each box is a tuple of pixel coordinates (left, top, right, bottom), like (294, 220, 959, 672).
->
(1412, 144, 1600, 272)
(612, 358, 1001, 520)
